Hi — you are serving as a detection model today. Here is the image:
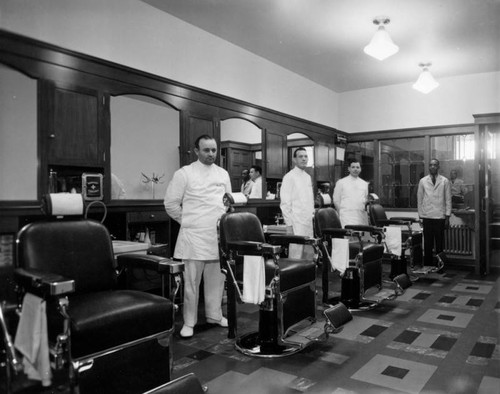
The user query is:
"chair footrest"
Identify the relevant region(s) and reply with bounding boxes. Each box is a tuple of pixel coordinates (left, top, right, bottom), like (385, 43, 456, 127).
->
(362, 288, 397, 303)
(412, 265, 442, 274)
(283, 321, 327, 346)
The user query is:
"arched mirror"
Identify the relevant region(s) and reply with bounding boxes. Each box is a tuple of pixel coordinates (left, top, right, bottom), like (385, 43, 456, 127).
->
(110, 95, 179, 200)
(0, 64, 38, 201)
(220, 118, 262, 198)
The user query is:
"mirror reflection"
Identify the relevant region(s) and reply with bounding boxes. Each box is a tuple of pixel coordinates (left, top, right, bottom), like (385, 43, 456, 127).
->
(0, 64, 37, 201)
(110, 95, 179, 200)
(220, 118, 262, 197)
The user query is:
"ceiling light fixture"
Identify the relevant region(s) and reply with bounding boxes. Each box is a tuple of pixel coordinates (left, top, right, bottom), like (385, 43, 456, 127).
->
(364, 16, 399, 61)
(412, 63, 439, 94)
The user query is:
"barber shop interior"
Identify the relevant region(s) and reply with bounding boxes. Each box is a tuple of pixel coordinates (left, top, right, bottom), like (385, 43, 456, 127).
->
(1, 1, 499, 393)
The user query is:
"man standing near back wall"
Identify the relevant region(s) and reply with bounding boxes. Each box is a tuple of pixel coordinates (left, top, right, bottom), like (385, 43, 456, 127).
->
(280, 147, 315, 259)
(417, 158, 452, 269)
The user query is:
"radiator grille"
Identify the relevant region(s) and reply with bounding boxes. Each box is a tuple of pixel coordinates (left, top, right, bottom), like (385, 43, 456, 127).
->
(443, 225, 473, 255)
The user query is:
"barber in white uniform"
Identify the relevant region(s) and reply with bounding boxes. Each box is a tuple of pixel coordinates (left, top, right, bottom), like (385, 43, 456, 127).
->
(333, 160, 369, 227)
(280, 147, 315, 259)
(164, 135, 232, 338)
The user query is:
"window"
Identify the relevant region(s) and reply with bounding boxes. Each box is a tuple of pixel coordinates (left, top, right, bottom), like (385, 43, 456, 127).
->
(379, 138, 424, 208)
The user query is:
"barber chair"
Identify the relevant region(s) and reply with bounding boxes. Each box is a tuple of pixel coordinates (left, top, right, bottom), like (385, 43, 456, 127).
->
(218, 211, 351, 358)
(314, 207, 410, 311)
(0, 194, 184, 394)
(367, 197, 443, 275)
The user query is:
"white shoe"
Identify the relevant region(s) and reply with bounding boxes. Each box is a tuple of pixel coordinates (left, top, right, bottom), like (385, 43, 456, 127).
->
(180, 325, 194, 338)
(206, 317, 228, 327)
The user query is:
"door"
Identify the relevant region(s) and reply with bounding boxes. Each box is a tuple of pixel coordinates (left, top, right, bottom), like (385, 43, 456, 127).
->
(474, 116, 500, 275)
(180, 112, 217, 166)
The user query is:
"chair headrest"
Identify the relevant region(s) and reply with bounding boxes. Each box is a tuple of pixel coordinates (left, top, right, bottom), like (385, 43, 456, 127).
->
(368, 193, 380, 203)
(43, 193, 84, 216)
(223, 192, 248, 209)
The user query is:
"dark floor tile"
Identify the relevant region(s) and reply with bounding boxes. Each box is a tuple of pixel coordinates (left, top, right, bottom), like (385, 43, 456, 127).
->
(360, 324, 388, 338)
(438, 295, 456, 303)
(470, 342, 496, 358)
(466, 298, 483, 307)
(189, 349, 214, 361)
(381, 365, 410, 379)
(430, 336, 457, 351)
(436, 314, 455, 321)
(413, 292, 431, 300)
(394, 329, 421, 344)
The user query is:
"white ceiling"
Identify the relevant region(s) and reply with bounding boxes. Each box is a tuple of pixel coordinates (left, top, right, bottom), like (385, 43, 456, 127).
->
(141, 0, 500, 93)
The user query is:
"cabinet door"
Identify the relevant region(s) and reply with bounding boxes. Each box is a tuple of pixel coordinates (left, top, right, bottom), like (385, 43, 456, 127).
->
(181, 112, 216, 166)
(266, 130, 287, 179)
(44, 82, 104, 166)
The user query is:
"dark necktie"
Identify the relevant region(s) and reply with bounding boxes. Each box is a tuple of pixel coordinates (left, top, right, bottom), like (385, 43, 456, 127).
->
(432, 176, 436, 185)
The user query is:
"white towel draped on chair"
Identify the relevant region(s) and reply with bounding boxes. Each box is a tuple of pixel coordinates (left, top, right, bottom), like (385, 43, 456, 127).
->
(242, 255, 266, 304)
(330, 238, 349, 275)
(14, 293, 52, 387)
(384, 226, 402, 256)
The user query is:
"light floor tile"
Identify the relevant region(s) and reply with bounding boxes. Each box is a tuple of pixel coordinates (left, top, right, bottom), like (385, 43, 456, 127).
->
(333, 316, 392, 343)
(417, 308, 473, 328)
(451, 283, 493, 295)
(351, 354, 437, 393)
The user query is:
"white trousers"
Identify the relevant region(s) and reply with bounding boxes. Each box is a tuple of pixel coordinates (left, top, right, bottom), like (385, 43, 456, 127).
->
(182, 259, 225, 327)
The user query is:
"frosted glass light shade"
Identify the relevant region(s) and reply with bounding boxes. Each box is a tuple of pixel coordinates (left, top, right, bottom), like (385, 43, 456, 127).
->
(363, 26, 399, 61)
(412, 68, 439, 94)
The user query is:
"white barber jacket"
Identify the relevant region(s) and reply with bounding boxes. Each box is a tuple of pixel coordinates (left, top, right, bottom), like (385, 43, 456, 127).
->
(333, 175, 368, 227)
(280, 167, 315, 237)
(164, 160, 232, 260)
(417, 174, 452, 219)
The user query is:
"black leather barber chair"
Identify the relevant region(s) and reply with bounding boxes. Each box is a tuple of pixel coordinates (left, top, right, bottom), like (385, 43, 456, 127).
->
(219, 211, 351, 358)
(0, 195, 184, 394)
(367, 198, 442, 275)
(314, 207, 409, 311)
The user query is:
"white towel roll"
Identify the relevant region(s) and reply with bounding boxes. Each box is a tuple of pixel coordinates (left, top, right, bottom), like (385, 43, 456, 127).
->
(46, 193, 84, 216)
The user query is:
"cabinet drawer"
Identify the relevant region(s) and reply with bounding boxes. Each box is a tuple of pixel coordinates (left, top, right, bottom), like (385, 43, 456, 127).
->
(127, 211, 169, 223)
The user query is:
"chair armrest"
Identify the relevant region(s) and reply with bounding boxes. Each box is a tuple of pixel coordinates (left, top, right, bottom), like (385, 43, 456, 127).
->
(227, 241, 281, 255)
(389, 216, 419, 223)
(117, 254, 184, 274)
(345, 225, 384, 233)
(377, 219, 408, 226)
(14, 268, 75, 297)
(268, 234, 317, 246)
(321, 228, 351, 237)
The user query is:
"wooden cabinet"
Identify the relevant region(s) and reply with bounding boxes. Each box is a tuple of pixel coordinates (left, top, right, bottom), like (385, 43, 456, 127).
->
(39, 81, 107, 195)
(265, 130, 287, 179)
(42, 82, 105, 166)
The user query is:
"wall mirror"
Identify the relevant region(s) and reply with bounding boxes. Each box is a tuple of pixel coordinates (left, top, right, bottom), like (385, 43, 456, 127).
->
(110, 94, 179, 200)
(220, 118, 262, 196)
(0, 64, 37, 201)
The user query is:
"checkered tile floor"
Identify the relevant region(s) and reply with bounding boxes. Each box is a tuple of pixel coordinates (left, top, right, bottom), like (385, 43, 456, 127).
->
(172, 266, 500, 393)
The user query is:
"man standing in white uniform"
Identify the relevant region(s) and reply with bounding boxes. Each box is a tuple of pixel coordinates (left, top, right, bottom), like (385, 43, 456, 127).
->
(280, 147, 315, 258)
(248, 165, 262, 199)
(164, 135, 232, 338)
(333, 160, 369, 227)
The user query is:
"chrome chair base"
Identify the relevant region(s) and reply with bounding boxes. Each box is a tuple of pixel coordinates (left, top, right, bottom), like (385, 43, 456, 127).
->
(235, 332, 303, 358)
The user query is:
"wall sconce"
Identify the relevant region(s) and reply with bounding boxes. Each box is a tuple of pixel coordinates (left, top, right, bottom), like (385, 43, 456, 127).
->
(364, 17, 399, 61)
(412, 63, 439, 94)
